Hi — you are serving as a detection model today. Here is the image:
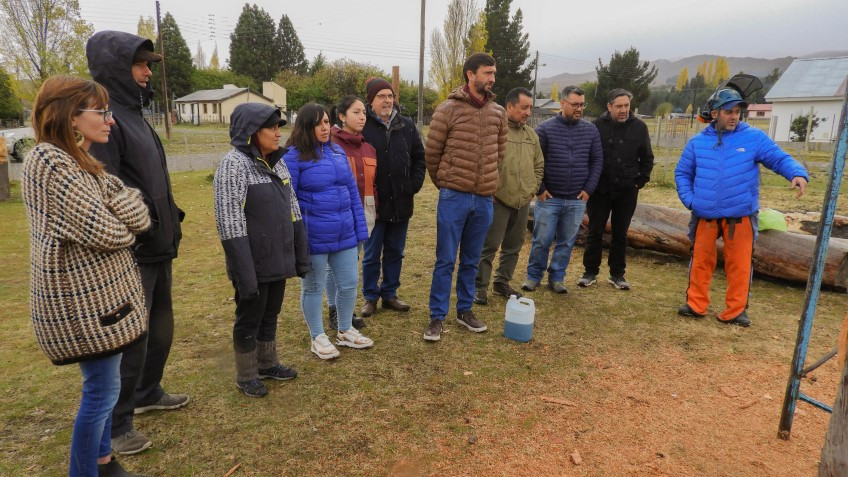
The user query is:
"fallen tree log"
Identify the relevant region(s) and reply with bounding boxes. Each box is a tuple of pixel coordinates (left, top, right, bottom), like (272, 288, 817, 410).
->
(819, 315, 848, 476)
(584, 203, 848, 290)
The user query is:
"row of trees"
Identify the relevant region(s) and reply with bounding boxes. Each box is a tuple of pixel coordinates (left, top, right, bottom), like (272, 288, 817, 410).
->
(640, 64, 781, 118)
(429, 0, 533, 105)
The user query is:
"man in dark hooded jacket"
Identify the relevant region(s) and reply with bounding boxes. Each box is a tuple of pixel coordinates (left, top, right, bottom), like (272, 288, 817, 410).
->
(87, 30, 188, 455)
(578, 88, 654, 291)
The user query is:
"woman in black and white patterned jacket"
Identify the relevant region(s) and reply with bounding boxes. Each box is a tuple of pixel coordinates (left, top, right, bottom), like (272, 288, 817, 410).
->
(213, 103, 310, 398)
(22, 76, 150, 477)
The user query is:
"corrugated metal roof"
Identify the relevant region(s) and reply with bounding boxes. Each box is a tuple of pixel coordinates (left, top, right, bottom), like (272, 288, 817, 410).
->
(175, 88, 273, 103)
(766, 56, 848, 100)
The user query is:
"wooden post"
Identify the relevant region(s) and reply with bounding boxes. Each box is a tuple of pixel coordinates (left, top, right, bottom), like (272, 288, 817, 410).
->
(391, 66, 400, 103)
(819, 317, 848, 476)
(0, 136, 9, 201)
(417, 0, 426, 128)
(156, 1, 171, 140)
(805, 105, 815, 154)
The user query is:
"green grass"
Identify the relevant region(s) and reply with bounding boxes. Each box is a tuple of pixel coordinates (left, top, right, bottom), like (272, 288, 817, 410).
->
(1, 169, 846, 476)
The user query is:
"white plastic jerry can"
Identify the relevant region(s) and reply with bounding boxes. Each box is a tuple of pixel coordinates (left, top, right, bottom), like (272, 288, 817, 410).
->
(504, 295, 535, 342)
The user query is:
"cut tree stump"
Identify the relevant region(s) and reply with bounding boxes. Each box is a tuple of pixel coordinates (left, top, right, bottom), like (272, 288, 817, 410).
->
(583, 204, 848, 290)
(819, 340, 848, 476)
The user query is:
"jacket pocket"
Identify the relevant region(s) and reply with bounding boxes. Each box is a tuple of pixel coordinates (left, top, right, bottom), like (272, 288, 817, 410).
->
(99, 302, 134, 327)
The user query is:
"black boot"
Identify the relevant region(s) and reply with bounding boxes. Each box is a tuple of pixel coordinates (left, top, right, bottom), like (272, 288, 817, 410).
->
(234, 350, 267, 398)
(98, 457, 148, 477)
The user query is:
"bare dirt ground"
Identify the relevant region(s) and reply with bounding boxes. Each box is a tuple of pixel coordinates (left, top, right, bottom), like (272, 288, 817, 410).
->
(421, 351, 839, 477)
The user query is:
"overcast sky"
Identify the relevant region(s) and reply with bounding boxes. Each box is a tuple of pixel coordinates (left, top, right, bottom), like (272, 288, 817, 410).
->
(78, 0, 847, 83)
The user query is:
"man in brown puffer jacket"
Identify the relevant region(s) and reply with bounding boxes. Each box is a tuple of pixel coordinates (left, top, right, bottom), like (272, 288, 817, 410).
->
(423, 52, 508, 342)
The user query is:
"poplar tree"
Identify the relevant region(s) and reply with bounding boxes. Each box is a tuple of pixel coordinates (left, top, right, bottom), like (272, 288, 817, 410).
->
(676, 67, 688, 91)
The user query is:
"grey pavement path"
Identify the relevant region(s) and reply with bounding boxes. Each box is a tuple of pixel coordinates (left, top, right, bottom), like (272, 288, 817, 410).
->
(7, 151, 225, 181)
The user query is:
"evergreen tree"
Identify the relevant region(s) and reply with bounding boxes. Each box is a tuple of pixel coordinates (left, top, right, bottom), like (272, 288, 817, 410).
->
(191, 68, 257, 92)
(309, 52, 327, 76)
(229, 4, 278, 83)
(0, 66, 21, 120)
(748, 67, 781, 104)
(483, 0, 533, 104)
(790, 113, 821, 142)
(595, 47, 657, 110)
(275, 14, 308, 74)
(152, 13, 194, 99)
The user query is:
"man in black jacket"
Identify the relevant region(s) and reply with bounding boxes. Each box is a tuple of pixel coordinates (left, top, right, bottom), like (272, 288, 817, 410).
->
(578, 88, 654, 290)
(358, 77, 426, 317)
(87, 31, 188, 455)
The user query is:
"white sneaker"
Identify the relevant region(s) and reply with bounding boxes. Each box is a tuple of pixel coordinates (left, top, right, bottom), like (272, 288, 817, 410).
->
(336, 328, 374, 349)
(311, 333, 340, 360)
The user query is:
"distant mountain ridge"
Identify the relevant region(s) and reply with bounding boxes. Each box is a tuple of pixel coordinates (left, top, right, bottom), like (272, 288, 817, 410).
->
(536, 51, 848, 96)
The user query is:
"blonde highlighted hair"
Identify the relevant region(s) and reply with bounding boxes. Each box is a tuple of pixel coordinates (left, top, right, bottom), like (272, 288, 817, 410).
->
(31, 76, 110, 175)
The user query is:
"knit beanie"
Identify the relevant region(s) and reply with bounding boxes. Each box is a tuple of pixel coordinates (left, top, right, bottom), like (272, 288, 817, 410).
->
(366, 77, 394, 105)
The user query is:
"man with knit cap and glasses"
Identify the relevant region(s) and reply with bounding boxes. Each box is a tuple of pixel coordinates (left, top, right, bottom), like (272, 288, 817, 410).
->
(358, 77, 426, 319)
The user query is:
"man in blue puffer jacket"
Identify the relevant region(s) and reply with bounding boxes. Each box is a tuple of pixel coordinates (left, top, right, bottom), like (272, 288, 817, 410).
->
(675, 88, 809, 327)
(523, 85, 603, 294)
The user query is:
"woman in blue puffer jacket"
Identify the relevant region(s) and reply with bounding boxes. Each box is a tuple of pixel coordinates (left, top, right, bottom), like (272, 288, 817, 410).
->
(284, 103, 372, 359)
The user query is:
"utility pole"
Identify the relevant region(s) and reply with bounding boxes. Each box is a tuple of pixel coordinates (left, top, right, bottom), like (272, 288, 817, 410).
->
(417, 0, 425, 128)
(532, 51, 540, 100)
(156, 1, 171, 139)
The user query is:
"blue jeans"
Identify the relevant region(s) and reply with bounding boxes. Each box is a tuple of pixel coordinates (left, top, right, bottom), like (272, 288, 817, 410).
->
(70, 353, 122, 477)
(526, 198, 586, 283)
(429, 189, 493, 319)
(302, 246, 359, 337)
(326, 243, 362, 307)
(362, 220, 409, 302)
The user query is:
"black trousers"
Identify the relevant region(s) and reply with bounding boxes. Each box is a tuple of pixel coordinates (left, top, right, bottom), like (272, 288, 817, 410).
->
(233, 280, 285, 354)
(582, 188, 639, 277)
(112, 260, 174, 437)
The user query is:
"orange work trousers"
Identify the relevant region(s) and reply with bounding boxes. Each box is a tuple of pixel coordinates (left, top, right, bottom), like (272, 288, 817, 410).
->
(686, 216, 755, 321)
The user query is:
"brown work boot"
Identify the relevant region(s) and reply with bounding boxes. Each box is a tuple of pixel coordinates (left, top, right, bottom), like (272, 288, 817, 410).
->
(382, 297, 411, 312)
(456, 310, 487, 333)
(359, 300, 377, 317)
(423, 318, 443, 341)
(492, 282, 522, 299)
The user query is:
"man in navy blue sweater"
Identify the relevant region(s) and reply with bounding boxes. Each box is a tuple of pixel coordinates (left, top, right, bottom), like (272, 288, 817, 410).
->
(523, 85, 603, 294)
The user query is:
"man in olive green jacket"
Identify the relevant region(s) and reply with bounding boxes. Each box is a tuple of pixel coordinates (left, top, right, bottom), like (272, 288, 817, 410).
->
(475, 87, 544, 304)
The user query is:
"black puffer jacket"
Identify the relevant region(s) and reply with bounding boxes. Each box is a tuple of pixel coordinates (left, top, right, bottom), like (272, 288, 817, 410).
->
(592, 111, 654, 193)
(361, 106, 426, 222)
(213, 104, 310, 298)
(87, 31, 183, 264)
